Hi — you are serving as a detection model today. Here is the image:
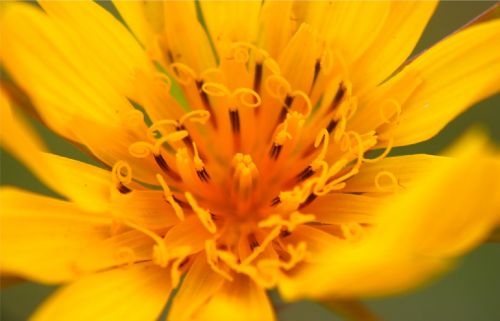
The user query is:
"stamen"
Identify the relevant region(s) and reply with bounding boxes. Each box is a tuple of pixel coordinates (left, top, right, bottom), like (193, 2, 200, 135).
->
(232, 154, 259, 199)
(270, 196, 281, 207)
(185, 192, 217, 234)
(296, 166, 315, 182)
(153, 130, 189, 155)
(269, 144, 283, 160)
(363, 137, 394, 163)
(114, 247, 136, 267)
(232, 88, 262, 109)
(291, 90, 312, 118)
(379, 99, 401, 124)
(242, 226, 282, 265)
(192, 142, 210, 183)
(247, 233, 260, 251)
(179, 109, 211, 125)
(374, 170, 399, 192)
(269, 122, 292, 160)
(205, 240, 234, 281)
(254, 63, 263, 93)
(156, 174, 185, 221)
(259, 212, 315, 232)
(195, 80, 218, 129)
(112, 161, 132, 194)
(312, 59, 321, 85)
(298, 193, 317, 209)
(229, 109, 241, 134)
(340, 223, 364, 241)
(202, 82, 231, 97)
(169, 248, 191, 288)
(169, 62, 197, 85)
(265, 74, 292, 100)
(326, 119, 338, 133)
(329, 81, 347, 112)
(123, 220, 168, 268)
(154, 154, 181, 181)
(129, 141, 154, 158)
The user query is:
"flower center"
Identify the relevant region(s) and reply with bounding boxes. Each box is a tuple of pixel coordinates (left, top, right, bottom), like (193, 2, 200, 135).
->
(109, 41, 396, 288)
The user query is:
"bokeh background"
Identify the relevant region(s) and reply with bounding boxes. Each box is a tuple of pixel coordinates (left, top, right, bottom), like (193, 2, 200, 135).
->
(1, 1, 499, 321)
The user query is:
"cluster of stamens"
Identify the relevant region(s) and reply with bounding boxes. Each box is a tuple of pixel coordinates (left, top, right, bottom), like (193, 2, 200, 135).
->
(107, 38, 402, 288)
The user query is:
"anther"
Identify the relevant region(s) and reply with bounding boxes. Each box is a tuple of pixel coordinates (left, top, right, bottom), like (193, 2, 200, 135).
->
(269, 144, 283, 160)
(299, 193, 317, 209)
(196, 167, 211, 182)
(231, 154, 259, 200)
(196, 80, 218, 129)
(117, 183, 132, 194)
(229, 109, 241, 134)
(326, 119, 338, 133)
(248, 233, 260, 251)
(312, 59, 321, 85)
(329, 81, 347, 111)
(154, 154, 181, 181)
(280, 229, 292, 238)
(253, 63, 263, 94)
(192, 142, 210, 183)
(271, 196, 281, 207)
(185, 192, 217, 233)
(296, 166, 315, 182)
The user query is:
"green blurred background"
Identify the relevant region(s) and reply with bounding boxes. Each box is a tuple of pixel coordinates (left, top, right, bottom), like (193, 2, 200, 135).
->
(1, 2, 499, 321)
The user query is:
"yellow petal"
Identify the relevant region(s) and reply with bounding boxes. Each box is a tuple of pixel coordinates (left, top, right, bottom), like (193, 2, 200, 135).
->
(302, 1, 390, 62)
(352, 1, 438, 90)
(0, 4, 158, 184)
(163, 1, 215, 74)
(0, 3, 132, 139)
(194, 274, 276, 321)
(168, 253, 225, 321)
(111, 190, 180, 230)
(279, 132, 500, 300)
(163, 215, 213, 257)
(343, 154, 449, 193)
(74, 230, 155, 274)
(0, 188, 112, 283)
(38, 0, 151, 98)
(200, 1, 261, 45)
(30, 262, 171, 321)
(303, 193, 383, 225)
(1, 91, 112, 212)
(379, 19, 500, 146)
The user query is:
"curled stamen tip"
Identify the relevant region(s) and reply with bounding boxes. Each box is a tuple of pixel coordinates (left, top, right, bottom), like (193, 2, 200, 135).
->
(129, 142, 153, 158)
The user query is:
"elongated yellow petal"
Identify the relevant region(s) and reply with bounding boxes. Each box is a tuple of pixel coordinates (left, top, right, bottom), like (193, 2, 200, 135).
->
(1, 91, 112, 212)
(343, 154, 449, 193)
(30, 263, 171, 321)
(201, 1, 261, 46)
(38, 0, 151, 98)
(163, 1, 215, 74)
(111, 190, 180, 230)
(163, 215, 213, 257)
(112, 0, 165, 62)
(301, 1, 390, 62)
(168, 253, 225, 321)
(194, 275, 276, 321)
(279, 132, 500, 300)
(303, 193, 383, 225)
(0, 4, 159, 184)
(352, 1, 438, 90)
(74, 230, 154, 274)
(0, 188, 112, 283)
(379, 19, 500, 146)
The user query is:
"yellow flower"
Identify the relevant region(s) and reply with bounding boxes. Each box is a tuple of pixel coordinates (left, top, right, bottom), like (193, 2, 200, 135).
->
(1, 1, 499, 321)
